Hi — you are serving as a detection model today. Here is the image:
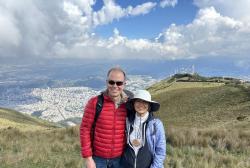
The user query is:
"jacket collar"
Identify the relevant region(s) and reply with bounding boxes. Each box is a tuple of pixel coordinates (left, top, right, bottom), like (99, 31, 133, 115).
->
(102, 89, 129, 103)
(128, 111, 154, 124)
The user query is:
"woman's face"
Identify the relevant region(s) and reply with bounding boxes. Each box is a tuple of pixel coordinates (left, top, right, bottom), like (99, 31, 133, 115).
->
(134, 99, 149, 116)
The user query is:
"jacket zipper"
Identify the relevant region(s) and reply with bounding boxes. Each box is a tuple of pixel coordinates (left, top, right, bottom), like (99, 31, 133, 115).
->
(127, 123, 137, 168)
(134, 154, 137, 168)
(129, 123, 146, 168)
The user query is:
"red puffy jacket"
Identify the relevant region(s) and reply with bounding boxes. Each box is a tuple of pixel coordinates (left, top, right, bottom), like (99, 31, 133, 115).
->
(80, 93, 127, 158)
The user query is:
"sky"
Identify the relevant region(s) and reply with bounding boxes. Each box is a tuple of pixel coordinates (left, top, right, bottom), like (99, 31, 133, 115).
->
(0, 0, 250, 71)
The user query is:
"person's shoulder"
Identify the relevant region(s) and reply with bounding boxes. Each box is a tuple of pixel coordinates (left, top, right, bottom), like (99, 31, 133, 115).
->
(150, 117, 164, 126)
(150, 117, 161, 122)
(87, 95, 99, 104)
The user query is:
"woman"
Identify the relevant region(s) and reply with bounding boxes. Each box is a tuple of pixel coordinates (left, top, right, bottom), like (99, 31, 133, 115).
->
(121, 90, 166, 168)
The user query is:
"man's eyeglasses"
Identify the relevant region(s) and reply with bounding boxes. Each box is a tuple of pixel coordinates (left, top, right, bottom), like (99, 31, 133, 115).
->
(107, 80, 124, 86)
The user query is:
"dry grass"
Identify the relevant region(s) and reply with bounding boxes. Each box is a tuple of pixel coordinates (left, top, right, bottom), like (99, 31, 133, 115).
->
(165, 126, 250, 168)
(1, 124, 250, 168)
(0, 126, 83, 168)
(149, 81, 224, 95)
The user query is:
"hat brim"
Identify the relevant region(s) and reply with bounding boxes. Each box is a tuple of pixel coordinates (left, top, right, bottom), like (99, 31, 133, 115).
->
(149, 101, 160, 112)
(130, 98, 160, 112)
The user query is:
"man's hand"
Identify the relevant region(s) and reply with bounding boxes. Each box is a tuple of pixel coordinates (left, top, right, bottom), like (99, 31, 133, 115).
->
(85, 156, 96, 168)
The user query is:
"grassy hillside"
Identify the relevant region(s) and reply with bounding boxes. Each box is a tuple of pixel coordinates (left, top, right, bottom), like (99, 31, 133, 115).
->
(0, 126, 82, 168)
(148, 74, 250, 128)
(0, 108, 59, 130)
(147, 74, 250, 167)
(1, 74, 250, 168)
(0, 108, 80, 168)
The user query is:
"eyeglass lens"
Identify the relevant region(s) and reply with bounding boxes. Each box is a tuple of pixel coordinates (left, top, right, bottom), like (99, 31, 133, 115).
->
(108, 80, 124, 86)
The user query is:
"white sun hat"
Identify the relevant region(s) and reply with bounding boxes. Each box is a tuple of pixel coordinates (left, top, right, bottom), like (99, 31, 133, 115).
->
(131, 90, 160, 112)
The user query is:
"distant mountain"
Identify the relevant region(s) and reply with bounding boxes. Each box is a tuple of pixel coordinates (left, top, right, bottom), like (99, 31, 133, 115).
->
(148, 73, 250, 129)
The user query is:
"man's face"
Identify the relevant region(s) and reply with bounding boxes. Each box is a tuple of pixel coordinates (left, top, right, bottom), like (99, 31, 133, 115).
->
(106, 70, 125, 99)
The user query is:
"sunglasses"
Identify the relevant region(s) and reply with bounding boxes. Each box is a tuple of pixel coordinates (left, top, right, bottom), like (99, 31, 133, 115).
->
(107, 80, 124, 86)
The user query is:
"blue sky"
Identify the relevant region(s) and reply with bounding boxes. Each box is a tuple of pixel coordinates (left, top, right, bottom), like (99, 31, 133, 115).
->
(0, 0, 250, 74)
(94, 0, 198, 39)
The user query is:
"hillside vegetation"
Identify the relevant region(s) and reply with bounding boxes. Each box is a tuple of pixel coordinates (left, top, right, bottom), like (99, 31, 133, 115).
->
(148, 73, 250, 167)
(1, 73, 250, 168)
(0, 108, 58, 130)
(148, 73, 250, 128)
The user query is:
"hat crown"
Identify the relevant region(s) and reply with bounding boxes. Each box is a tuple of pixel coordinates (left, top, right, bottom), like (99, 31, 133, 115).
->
(133, 90, 152, 102)
(130, 89, 160, 112)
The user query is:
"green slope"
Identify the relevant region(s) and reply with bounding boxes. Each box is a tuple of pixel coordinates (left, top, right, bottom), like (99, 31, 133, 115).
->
(148, 74, 250, 129)
(0, 107, 59, 130)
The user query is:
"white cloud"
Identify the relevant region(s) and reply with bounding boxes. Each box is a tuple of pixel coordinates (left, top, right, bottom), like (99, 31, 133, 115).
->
(92, 0, 125, 26)
(0, 1, 55, 58)
(72, 0, 95, 15)
(128, 2, 157, 16)
(96, 7, 250, 60)
(0, 0, 156, 59)
(63, 1, 82, 16)
(92, 1, 156, 26)
(193, 0, 250, 23)
(0, 0, 250, 62)
(0, 6, 21, 48)
(160, 0, 178, 8)
(156, 7, 250, 59)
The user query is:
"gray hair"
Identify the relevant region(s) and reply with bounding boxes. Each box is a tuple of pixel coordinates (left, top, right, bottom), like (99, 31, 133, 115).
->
(107, 66, 126, 80)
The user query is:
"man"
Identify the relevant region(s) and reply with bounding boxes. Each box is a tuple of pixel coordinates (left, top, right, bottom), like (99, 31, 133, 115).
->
(80, 67, 130, 168)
